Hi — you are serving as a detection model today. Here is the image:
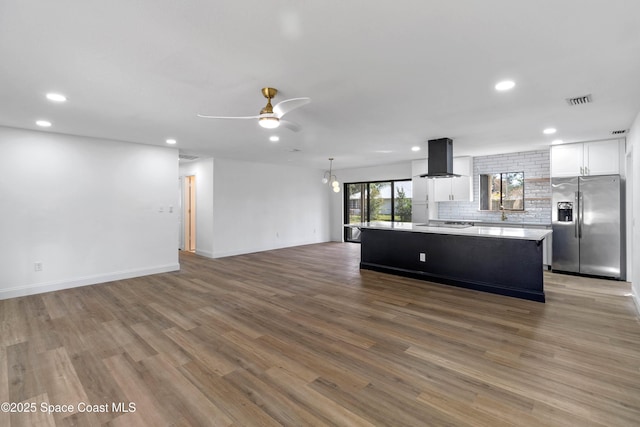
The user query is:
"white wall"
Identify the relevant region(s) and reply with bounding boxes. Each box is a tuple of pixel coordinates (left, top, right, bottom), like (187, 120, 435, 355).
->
(179, 158, 214, 258)
(627, 112, 640, 315)
(211, 158, 330, 257)
(0, 127, 179, 299)
(330, 161, 413, 241)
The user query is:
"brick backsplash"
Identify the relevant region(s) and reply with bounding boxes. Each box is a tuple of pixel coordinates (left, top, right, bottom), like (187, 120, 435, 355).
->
(437, 149, 551, 224)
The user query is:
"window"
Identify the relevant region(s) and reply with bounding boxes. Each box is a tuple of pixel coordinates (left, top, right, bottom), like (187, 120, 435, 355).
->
(394, 181, 412, 221)
(479, 172, 524, 211)
(344, 179, 412, 242)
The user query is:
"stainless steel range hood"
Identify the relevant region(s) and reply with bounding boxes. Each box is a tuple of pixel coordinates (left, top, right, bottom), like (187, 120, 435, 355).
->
(419, 137, 460, 178)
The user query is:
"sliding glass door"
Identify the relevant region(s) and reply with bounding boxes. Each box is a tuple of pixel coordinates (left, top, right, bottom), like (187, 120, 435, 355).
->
(344, 179, 412, 242)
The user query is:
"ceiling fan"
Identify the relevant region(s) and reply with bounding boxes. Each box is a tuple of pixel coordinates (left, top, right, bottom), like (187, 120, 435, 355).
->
(197, 87, 310, 132)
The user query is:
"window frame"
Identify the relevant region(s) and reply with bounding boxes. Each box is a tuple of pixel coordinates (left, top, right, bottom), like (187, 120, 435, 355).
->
(479, 171, 525, 212)
(344, 178, 413, 242)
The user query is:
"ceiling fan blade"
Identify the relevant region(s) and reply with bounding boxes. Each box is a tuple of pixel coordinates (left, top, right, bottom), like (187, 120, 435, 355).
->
(273, 97, 311, 118)
(196, 114, 260, 119)
(280, 119, 301, 132)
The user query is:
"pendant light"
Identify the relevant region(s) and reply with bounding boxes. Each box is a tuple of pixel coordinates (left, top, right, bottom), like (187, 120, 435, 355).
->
(322, 158, 340, 193)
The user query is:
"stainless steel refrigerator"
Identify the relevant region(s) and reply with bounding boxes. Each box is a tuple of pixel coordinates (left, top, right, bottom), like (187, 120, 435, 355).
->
(551, 175, 624, 279)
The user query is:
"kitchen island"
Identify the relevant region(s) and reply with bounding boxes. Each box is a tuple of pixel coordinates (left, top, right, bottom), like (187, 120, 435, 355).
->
(349, 222, 551, 302)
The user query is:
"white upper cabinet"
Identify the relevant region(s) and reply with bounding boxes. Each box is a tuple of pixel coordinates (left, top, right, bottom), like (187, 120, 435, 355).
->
(584, 139, 621, 176)
(433, 178, 453, 202)
(551, 139, 621, 177)
(433, 157, 473, 202)
(550, 144, 583, 177)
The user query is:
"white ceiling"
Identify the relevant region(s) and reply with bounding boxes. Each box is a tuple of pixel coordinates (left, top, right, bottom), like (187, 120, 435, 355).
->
(2, 0, 640, 169)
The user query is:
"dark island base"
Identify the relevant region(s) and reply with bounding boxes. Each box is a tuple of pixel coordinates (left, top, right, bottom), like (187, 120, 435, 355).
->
(360, 228, 545, 302)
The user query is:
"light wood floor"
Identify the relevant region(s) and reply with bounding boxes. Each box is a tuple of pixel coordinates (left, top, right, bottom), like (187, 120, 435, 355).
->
(1, 243, 639, 426)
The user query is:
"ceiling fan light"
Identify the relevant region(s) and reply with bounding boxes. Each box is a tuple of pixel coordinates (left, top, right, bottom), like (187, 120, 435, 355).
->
(259, 116, 280, 129)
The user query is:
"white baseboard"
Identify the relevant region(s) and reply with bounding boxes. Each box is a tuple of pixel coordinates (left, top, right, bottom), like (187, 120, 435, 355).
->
(633, 292, 640, 318)
(195, 249, 214, 258)
(0, 263, 180, 300)
(211, 238, 329, 259)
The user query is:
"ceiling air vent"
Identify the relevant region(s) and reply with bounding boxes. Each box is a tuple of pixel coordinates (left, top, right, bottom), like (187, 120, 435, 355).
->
(566, 94, 592, 106)
(179, 154, 199, 161)
(611, 129, 627, 135)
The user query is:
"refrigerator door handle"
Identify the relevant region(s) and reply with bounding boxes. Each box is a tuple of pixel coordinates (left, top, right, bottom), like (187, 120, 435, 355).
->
(575, 191, 579, 238)
(579, 191, 584, 239)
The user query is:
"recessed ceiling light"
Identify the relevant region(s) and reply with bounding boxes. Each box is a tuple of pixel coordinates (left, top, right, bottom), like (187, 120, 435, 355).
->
(269, 135, 280, 142)
(46, 93, 67, 102)
(552, 139, 563, 145)
(543, 128, 557, 135)
(375, 150, 393, 154)
(411, 146, 421, 152)
(36, 120, 52, 127)
(166, 139, 177, 145)
(495, 80, 515, 91)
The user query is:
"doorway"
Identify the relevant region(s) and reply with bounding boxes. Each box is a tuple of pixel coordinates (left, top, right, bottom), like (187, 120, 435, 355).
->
(183, 175, 196, 252)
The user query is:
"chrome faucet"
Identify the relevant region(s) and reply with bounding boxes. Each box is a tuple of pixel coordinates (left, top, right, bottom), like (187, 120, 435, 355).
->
(500, 206, 507, 221)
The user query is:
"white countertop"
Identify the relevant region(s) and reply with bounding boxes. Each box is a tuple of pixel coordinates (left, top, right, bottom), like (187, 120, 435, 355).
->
(432, 218, 551, 227)
(346, 221, 552, 241)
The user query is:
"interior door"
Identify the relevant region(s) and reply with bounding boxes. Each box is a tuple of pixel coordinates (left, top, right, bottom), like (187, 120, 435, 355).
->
(183, 175, 196, 252)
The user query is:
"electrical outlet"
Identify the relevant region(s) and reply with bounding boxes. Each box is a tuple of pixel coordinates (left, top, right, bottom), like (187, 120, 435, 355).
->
(419, 253, 426, 262)
(34, 262, 43, 272)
